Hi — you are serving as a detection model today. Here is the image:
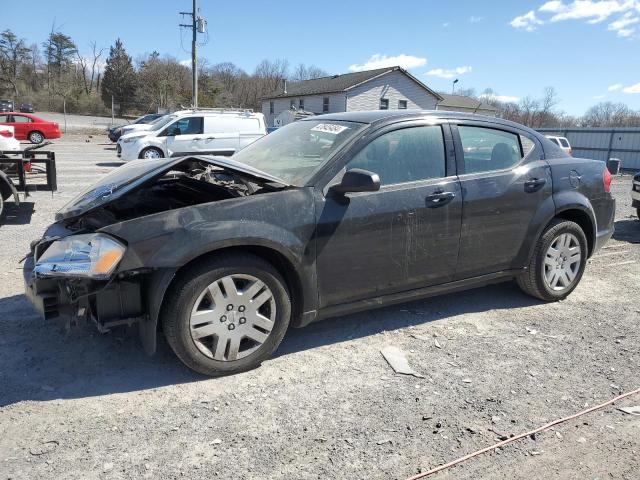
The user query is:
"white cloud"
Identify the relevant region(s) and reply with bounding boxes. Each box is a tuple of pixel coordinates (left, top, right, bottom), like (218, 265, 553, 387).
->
(539, 1, 566, 12)
(510, 10, 544, 30)
(480, 93, 521, 103)
(348, 54, 427, 72)
(512, 1, 640, 35)
(608, 83, 624, 91)
(179, 59, 192, 67)
(425, 66, 473, 79)
(608, 11, 640, 36)
(469, 16, 484, 23)
(442, 22, 451, 27)
(622, 82, 640, 93)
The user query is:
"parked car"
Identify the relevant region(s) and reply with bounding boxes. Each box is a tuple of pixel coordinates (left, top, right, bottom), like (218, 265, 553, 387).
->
(0, 125, 20, 152)
(107, 113, 163, 142)
(0, 113, 61, 143)
(0, 100, 14, 112)
(545, 135, 572, 156)
(118, 113, 175, 137)
(19, 103, 35, 113)
(117, 109, 266, 160)
(23, 111, 615, 376)
(632, 171, 640, 219)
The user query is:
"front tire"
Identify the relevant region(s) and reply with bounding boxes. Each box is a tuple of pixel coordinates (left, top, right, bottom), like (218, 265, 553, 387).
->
(139, 147, 163, 159)
(517, 219, 588, 301)
(28, 131, 44, 144)
(161, 253, 291, 376)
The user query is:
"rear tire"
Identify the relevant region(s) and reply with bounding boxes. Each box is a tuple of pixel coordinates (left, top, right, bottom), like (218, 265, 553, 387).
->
(517, 219, 588, 302)
(28, 131, 44, 144)
(161, 253, 291, 376)
(139, 147, 163, 159)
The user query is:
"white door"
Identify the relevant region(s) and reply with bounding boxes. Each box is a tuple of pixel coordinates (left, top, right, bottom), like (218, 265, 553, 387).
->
(200, 116, 240, 156)
(163, 116, 205, 156)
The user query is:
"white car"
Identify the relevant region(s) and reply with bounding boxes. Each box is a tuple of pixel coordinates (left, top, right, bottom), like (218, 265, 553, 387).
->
(545, 135, 572, 156)
(117, 110, 267, 161)
(0, 125, 20, 152)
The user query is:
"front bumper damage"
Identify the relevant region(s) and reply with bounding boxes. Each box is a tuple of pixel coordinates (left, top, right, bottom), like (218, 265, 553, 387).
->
(23, 251, 145, 333)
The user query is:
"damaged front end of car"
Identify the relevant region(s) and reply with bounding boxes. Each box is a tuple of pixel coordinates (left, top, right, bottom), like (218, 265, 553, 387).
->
(23, 155, 291, 353)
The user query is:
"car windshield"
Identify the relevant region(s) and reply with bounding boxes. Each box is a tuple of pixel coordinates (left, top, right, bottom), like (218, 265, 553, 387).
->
(149, 115, 176, 131)
(231, 120, 366, 186)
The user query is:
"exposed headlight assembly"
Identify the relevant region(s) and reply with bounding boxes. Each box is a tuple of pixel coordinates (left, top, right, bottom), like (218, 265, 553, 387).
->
(35, 234, 126, 280)
(122, 136, 138, 143)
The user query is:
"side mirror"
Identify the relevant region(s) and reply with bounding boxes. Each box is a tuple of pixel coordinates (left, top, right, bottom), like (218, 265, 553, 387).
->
(330, 169, 380, 195)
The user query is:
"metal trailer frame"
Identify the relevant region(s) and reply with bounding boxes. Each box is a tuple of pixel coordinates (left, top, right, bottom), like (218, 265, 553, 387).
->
(0, 149, 57, 209)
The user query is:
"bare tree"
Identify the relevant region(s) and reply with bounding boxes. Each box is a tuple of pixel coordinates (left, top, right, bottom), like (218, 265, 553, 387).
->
(290, 63, 328, 82)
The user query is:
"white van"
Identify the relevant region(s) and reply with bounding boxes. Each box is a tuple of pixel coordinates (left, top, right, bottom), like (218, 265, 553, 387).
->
(117, 110, 266, 161)
(545, 135, 572, 156)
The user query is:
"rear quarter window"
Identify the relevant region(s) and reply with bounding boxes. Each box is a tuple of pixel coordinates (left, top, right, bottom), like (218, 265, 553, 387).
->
(541, 137, 570, 159)
(559, 138, 570, 148)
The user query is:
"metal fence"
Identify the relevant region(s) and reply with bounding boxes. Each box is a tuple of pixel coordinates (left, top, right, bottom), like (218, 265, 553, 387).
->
(537, 127, 640, 170)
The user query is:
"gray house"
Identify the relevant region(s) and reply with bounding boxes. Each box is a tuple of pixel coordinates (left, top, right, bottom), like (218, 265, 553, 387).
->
(436, 93, 499, 116)
(262, 66, 443, 127)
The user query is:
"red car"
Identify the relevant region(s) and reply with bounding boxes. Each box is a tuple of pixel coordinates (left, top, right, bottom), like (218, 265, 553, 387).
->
(0, 112, 61, 144)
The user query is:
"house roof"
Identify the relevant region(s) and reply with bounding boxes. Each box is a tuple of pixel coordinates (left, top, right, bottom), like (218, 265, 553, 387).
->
(437, 93, 499, 112)
(267, 66, 443, 101)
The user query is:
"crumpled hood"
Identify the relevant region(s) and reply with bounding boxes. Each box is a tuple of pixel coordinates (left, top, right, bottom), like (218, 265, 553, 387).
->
(55, 155, 290, 221)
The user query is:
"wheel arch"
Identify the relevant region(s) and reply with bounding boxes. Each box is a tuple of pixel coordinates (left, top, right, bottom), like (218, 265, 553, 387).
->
(142, 244, 307, 355)
(554, 207, 595, 257)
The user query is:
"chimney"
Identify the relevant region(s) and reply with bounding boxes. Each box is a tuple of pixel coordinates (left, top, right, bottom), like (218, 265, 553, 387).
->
(283, 79, 287, 94)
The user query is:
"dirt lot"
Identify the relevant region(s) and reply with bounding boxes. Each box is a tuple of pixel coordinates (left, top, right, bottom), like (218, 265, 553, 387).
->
(0, 135, 639, 480)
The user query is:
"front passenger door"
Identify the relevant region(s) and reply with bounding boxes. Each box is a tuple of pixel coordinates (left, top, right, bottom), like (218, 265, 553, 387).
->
(162, 116, 204, 156)
(315, 123, 462, 307)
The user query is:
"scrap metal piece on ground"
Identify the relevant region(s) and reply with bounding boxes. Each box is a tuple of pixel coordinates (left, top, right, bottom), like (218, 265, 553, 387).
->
(618, 406, 640, 415)
(380, 346, 425, 378)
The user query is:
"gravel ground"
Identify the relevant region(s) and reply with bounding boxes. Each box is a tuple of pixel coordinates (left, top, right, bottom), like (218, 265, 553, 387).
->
(1, 135, 639, 480)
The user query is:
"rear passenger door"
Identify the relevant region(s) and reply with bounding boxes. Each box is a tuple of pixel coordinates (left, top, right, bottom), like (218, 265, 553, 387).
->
(452, 123, 551, 279)
(10, 115, 33, 138)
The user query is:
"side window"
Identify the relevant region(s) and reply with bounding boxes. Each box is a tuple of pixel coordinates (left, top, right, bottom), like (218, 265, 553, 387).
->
(161, 117, 203, 136)
(559, 138, 570, 148)
(12, 115, 31, 123)
(0, 115, 9, 122)
(458, 126, 523, 174)
(347, 126, 446, 186)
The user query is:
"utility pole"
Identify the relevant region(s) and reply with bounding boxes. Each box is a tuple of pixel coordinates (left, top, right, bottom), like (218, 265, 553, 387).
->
(180, 1, 206, 108)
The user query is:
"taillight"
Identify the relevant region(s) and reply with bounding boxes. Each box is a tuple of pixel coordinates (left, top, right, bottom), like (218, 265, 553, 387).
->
(0, 130, 12, 138)
(23, 162, 32, 172)
(568, 149, 572, 156)
(603, 167, 612, 193)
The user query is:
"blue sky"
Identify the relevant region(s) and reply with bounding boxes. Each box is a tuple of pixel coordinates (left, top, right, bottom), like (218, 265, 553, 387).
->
(3, 0, 640, 115)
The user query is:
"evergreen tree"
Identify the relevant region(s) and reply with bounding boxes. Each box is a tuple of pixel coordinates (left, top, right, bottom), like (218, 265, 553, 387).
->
(101, 38, 137, 114)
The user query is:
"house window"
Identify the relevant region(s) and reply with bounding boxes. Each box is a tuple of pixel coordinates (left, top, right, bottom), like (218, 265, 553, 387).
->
(323, 97, 329, 113)
(269, 101, 274, 114)
(398, 100, 407, 109)
(379, 98, 389, 110)
(299, 98, 304, 110)
(290, 99, 295, 108)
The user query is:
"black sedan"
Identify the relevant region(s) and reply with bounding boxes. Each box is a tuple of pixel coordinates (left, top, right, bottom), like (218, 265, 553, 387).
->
(24, 111, 615, 376)
(19, 103, 35, 113)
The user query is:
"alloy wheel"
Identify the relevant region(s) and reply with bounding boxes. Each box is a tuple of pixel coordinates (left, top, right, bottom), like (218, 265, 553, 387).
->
(543, 233, 582, 291)
(189, 274, 276, 361)
(143, 148, 161, 159)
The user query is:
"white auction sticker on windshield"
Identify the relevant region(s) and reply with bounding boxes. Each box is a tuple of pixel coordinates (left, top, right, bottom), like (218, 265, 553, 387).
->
(310, 124, 349, 135)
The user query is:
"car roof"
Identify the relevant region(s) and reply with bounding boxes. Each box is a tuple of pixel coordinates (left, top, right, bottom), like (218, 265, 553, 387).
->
(305, 110, 539, 134)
